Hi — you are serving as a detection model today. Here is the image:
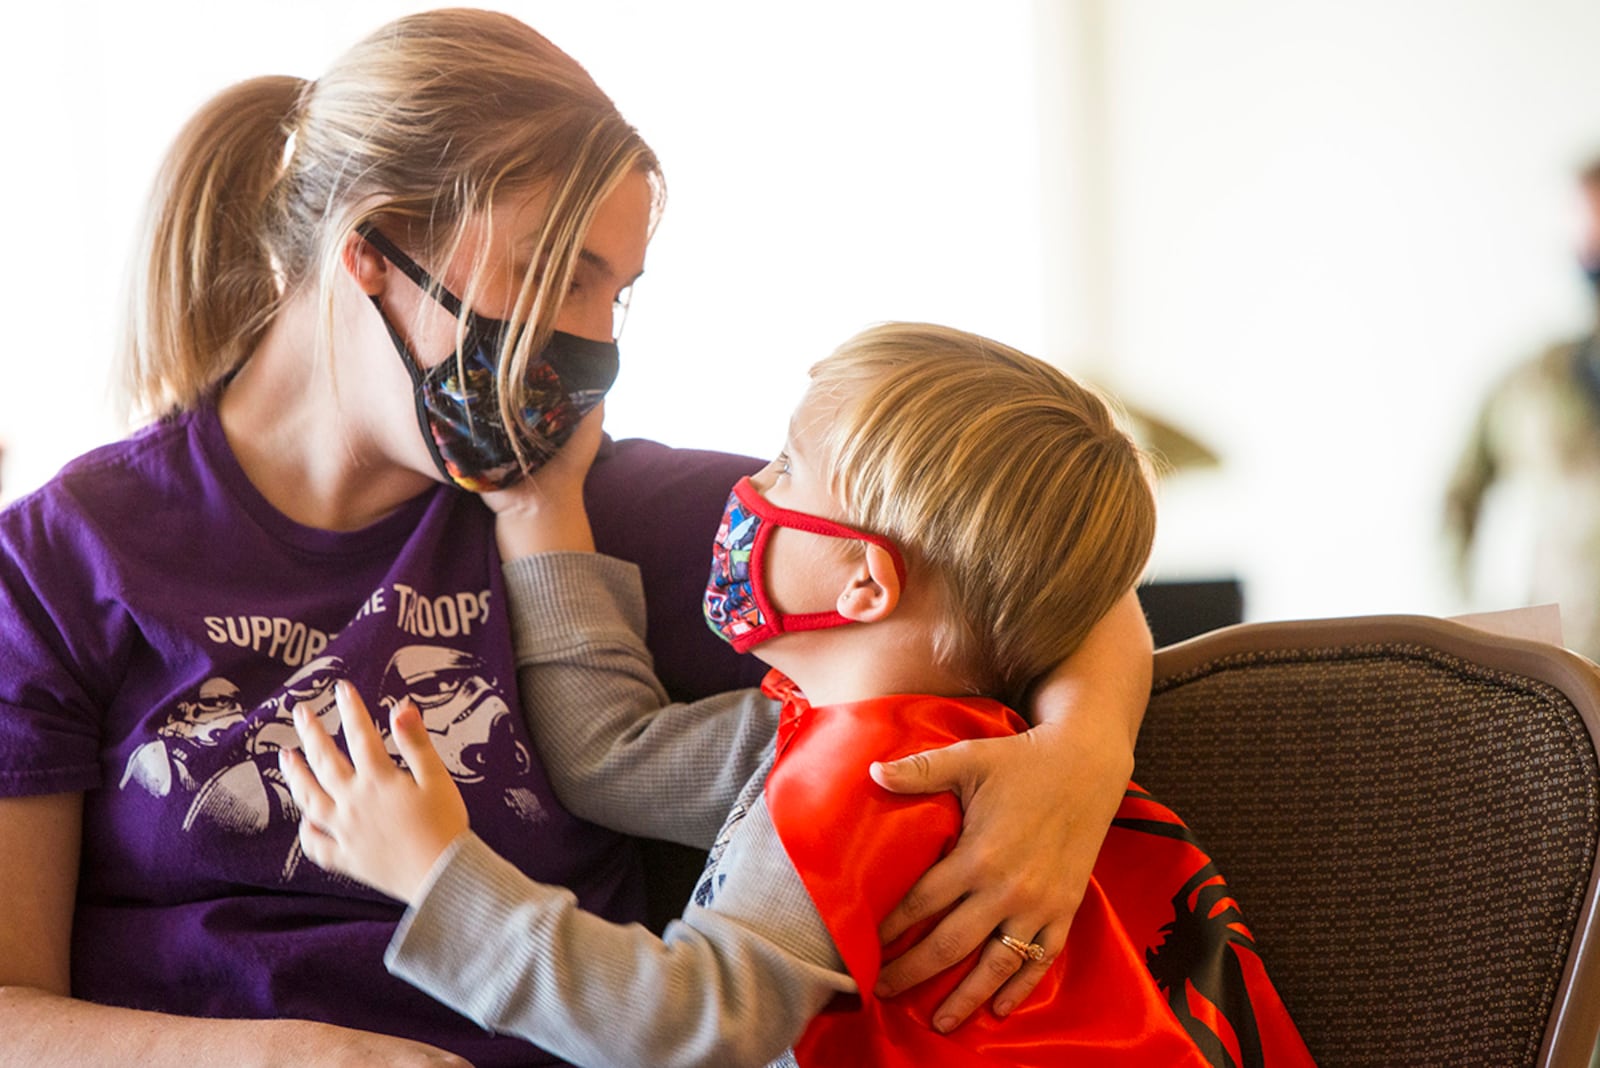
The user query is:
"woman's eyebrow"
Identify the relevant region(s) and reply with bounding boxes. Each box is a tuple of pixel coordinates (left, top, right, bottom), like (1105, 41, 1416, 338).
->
(578, 247, 644, 286)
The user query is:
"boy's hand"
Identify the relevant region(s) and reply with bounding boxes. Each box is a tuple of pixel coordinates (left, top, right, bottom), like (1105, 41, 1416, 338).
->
(279, 680, 469, 904)
(484, 404, 605, 558)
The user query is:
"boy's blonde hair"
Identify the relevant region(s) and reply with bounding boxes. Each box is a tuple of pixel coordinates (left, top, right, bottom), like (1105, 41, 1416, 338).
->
(121, 7, 660, 467)
(809, 322, 1156, 705)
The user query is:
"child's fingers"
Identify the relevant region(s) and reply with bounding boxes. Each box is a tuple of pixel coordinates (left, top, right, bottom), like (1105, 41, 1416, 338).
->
(278, 747, 335, 827)
(293, 703, 353, 788)
(295, 811, 342, 872)
(389, 699, 449, 790)
(334, 680, 392, 776)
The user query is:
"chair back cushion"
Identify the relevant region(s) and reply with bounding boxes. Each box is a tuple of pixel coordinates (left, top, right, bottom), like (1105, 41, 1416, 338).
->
(1139, 617, 1600, 1066)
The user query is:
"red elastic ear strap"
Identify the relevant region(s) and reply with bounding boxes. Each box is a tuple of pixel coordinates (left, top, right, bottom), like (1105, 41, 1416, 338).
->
(745, 498, 782, 642)
(731, 477, 909, 590)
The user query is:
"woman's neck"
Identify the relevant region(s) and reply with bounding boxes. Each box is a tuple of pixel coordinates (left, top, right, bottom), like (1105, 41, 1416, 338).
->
(219, 289, 438, 532)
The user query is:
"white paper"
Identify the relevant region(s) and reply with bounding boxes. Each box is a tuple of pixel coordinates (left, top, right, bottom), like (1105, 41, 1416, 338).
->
(1448, 603, 1565, 646)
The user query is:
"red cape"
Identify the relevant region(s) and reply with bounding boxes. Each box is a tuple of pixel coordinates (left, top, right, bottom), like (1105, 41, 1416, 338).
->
(760, 672, 1314, 1068)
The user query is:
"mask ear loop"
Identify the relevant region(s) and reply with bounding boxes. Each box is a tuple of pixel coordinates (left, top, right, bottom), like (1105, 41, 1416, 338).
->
(355, 223, 470, 317)
(731, 477, 909, 638)
(355, 225, 471, 484)
(358, 223, 517, 458)
(361, 295, 455, 486)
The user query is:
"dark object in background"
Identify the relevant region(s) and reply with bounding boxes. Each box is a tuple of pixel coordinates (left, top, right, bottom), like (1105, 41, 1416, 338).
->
(1139, 579, 1245, 649)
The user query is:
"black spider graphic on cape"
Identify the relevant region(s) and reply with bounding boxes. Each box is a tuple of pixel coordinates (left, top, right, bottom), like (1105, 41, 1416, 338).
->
(1113, 787, 1266, 1068)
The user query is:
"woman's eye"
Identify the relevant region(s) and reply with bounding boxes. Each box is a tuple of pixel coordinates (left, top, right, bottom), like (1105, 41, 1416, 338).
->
(611, 287, 633, 339)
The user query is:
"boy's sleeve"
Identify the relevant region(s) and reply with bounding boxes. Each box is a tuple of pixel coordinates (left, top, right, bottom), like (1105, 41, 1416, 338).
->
(504, 552, 780, 848)
(387, 790, 850, 1068)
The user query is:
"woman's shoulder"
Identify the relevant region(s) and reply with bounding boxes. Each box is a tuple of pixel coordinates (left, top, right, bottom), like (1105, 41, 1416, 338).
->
(15, 409, 200, 504)
(586, 436, 763, 518)
(1, 409, 210, 556)
(586, 437, 769, 700)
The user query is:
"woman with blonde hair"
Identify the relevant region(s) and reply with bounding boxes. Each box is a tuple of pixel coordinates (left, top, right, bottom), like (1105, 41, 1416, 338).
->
(0, 11, 1153, 1066)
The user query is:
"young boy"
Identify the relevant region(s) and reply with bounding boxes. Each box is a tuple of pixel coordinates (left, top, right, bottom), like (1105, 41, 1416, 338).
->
(282, 323, 1312, 1067)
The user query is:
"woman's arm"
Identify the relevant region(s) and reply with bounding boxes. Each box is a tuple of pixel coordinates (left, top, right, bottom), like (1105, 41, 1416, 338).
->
(0, 793, 470, 1068)
(868, 588, 1152, 1030)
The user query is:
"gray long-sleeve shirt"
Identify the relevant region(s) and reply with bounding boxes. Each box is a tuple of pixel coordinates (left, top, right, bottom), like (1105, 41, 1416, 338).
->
(384, 553, 855, 1068)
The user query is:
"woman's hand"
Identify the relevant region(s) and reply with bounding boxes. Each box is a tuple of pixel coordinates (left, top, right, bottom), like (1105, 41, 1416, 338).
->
(868, 589, 1152, 1032)
(483, 404, 606, 559)
(280, 681, 468, 904)
(868, 719, 1133, 1030)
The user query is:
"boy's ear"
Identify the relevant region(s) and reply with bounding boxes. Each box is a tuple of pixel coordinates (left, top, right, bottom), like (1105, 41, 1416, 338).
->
(341, 228, 389, 297)
(836, 543, 901, 623)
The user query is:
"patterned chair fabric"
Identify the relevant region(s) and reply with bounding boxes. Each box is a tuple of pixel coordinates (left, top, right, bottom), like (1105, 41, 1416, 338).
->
(1139, 615, 1600, 1067)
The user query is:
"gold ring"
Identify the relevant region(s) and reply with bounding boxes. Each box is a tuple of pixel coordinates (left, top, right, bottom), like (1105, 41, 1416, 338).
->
(995, 932, 1046, 963)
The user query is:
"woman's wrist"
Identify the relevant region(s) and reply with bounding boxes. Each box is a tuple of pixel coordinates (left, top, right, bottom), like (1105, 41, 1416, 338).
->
(1026, 588, 1152, 749)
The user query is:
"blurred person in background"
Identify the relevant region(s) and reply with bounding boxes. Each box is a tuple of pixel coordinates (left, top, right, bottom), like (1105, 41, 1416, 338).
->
(1446, 155, 1600, 660)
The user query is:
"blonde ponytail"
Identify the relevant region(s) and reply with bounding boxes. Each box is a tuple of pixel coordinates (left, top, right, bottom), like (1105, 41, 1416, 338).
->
(121, 75, 304, 420)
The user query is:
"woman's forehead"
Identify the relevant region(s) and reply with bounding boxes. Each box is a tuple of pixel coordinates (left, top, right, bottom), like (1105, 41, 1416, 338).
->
(470, 173, 651, 279)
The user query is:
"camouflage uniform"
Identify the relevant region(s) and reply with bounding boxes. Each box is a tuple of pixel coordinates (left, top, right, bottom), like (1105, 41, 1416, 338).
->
(1446, 334, 1600, 661)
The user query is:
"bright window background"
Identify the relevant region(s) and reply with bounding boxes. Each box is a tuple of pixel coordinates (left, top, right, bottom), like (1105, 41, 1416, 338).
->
(1096, 0, 1600, 622)
(5, 0, 1600, 632)
(1, 0, 1045, 482)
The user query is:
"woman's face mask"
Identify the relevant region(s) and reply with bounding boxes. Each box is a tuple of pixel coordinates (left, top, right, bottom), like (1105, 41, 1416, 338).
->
(358, 224, 619, 493)
(703, 476, 907, 653)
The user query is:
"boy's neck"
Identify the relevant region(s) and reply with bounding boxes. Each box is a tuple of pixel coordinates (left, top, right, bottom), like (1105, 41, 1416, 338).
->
(760, 618, 971, 708)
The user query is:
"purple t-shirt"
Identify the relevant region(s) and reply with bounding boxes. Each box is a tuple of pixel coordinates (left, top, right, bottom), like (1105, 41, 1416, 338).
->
(0, 403, 644, 1066)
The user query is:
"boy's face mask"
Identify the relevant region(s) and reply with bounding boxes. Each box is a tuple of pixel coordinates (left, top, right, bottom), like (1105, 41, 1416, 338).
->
(703, 476, 907, 653)
(357, 224, 619, 493)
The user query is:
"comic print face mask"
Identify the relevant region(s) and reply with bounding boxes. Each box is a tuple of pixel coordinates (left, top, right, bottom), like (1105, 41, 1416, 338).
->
(357, 224, 620, 493)
(703, 476, 907, 653)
